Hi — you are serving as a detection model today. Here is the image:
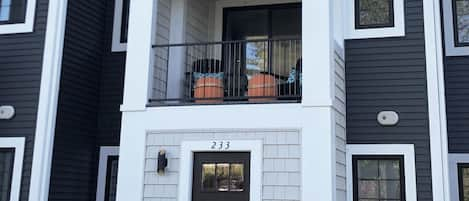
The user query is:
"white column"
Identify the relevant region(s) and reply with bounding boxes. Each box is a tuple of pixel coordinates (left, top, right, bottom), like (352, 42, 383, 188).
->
(121, 0, 158, 111)
(302, 0, 335, 107)
(166, 0, 187, 101)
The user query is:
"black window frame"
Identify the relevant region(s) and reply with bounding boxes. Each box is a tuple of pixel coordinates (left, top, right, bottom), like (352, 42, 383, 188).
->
(452, 0, 469, 47)
(104, 156, 119, 201)
(0, 148, 15, 201)
(120, 0, 130, 43)
(354, 0, 395, 29)
(0, 0, 27, 25)
(352, 155, 406, 201)
(458, 163, 469, 201)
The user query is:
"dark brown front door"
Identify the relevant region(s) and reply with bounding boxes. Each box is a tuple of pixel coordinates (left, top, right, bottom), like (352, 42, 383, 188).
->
(192, 152, 250, 201)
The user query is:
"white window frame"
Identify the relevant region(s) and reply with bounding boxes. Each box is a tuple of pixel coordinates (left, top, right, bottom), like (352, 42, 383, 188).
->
(346, 144, 417, 201)
(442, 0, 469, 56)
(95, 146, 119, 201)
(345, 0, 406, 39)
(178, 140, 262, 201)
(0, 0, 36, 34)
(448, 154, 469, 201)
(112, 0, 127, 52)
(0, 137, 25, 201)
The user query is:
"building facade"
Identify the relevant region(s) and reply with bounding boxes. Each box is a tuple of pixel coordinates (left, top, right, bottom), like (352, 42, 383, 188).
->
(0, 0, 466, 201)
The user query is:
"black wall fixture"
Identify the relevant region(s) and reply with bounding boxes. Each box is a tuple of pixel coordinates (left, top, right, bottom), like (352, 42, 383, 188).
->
(158, 150, 168, 175)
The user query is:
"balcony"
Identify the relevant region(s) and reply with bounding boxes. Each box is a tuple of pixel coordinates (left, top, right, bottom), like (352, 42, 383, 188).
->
(149, 38, 302, 106)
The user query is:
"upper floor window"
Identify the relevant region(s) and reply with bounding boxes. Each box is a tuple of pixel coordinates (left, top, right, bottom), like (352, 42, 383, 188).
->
(355, 0, 394, 29)
(0, 0, 36, 34)
(112, 0, 130, 52)
(0, 0, 26, 24)
(0, 138, 25, 201)
(443, 0, 469, 56)
(0, 148, 15, 201)
(345, 0, 405, 39)
(458, 163, 469, 201)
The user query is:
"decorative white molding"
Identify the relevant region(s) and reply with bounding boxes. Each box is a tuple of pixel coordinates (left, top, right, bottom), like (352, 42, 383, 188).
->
(96, 147, 120, 201)
(346, 144, 418, 201)
(423, 0, 451, 200)
(442, 0, 469, 56)
(0, 0, 37, 34)
(0, 137, 25, 201)
(178, 140, 263, 201)
(28, 0, 68, 201)
(345, 0, 405, 39)
(112, 0, 127, 52)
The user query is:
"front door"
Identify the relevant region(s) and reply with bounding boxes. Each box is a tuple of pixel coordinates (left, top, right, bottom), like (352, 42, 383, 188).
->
(192, 152, 250, 201)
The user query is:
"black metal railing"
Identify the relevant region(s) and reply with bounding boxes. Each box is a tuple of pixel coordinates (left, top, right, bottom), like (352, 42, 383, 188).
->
(149, 38, 302, 106)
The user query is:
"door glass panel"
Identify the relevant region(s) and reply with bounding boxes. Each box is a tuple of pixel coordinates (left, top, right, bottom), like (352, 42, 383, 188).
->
(230, 163, 244, 192)
(201, 164, 216, 191)
(216, 163, 230, 192)
(245, 37, 268, 76)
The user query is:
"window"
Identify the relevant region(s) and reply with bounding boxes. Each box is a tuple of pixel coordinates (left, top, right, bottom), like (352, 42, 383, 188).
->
(112, 0, 130, 52)
(346, 144, 418, 201)
(352, 156, 405, 201)
(0, 138, 25, 201)
(96, 147, 119, 201)
(345, 0, 405, 39)
(0, 0, 36, 34)
(0, 149, 14, 201)
(459, 164, 469, 201)
(453, 0, 469, 46)
(355, 0, 394, 29)
(201, 163, 245, 192)
(443, 0, 469, 56)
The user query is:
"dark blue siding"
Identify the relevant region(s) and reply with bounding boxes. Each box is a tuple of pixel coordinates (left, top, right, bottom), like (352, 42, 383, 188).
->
(345, 0, 433, 201)
(0, 0, 49, 200)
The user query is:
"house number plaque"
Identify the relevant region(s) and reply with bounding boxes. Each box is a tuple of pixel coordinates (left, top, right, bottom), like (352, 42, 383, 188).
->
(211, 141, 230, 150)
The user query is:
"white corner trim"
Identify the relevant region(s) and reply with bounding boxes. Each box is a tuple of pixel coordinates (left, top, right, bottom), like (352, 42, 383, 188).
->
(346, 144, 418, 201)
(96, 147, 120, 201)
(448, 154, 469, 201)
(344, 0, 405, 39)
(178, 140, 263, 201)
(112, 0, 127, 52)
(423, 0, 451, 200)
(28, 0, 68, 201)
(442, 0, 469, 56)
(0, 137, 25, 201)
(0, 0, 37, 34)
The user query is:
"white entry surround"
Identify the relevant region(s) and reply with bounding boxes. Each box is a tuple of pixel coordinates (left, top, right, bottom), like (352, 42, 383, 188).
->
(117, 1, 346, 201)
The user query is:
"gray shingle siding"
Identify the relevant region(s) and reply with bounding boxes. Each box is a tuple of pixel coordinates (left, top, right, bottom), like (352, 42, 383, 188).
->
(0, 0, 49, 200)
(444, 56, 469, 153)
(345, 0, 433, 201)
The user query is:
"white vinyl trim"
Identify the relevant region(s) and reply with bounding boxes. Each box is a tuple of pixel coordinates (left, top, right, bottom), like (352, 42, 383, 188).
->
(96, 147, 119, 201)
(0, 137, 25, 201)
(345, 0, 405, 39)
(346, 144, 418, 201)
(112, 0, 127, 52)
(28, 0, 68, 201)
(0, 0, 36, 34)
(448, 154, 469, 201)
(423, 0, 451, 200)
(178, 140, 263, 201)
(442, 0, 469, 56)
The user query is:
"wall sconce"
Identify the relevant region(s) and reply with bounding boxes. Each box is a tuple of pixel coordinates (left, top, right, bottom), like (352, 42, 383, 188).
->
(157, 150, 168, 175)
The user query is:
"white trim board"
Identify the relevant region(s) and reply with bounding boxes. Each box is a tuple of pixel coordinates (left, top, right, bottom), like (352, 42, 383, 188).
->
(423, 0, 451, 200)
(96, 147, 120, 201)
(0, 0, 37, 34)
(112, 0, 127, 52)
(344, 0, 405, 39)
(178, 140, 263, 201)
(0, 137, 25, 201)
(28, 0, 68, 201)
(346, 144, 418, 201)
(442, 0, 469, 56)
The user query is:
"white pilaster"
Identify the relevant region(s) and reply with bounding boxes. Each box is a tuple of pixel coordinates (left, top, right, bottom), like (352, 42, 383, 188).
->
(121, 0, 158, 111)
(302, 0, 334, 107)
